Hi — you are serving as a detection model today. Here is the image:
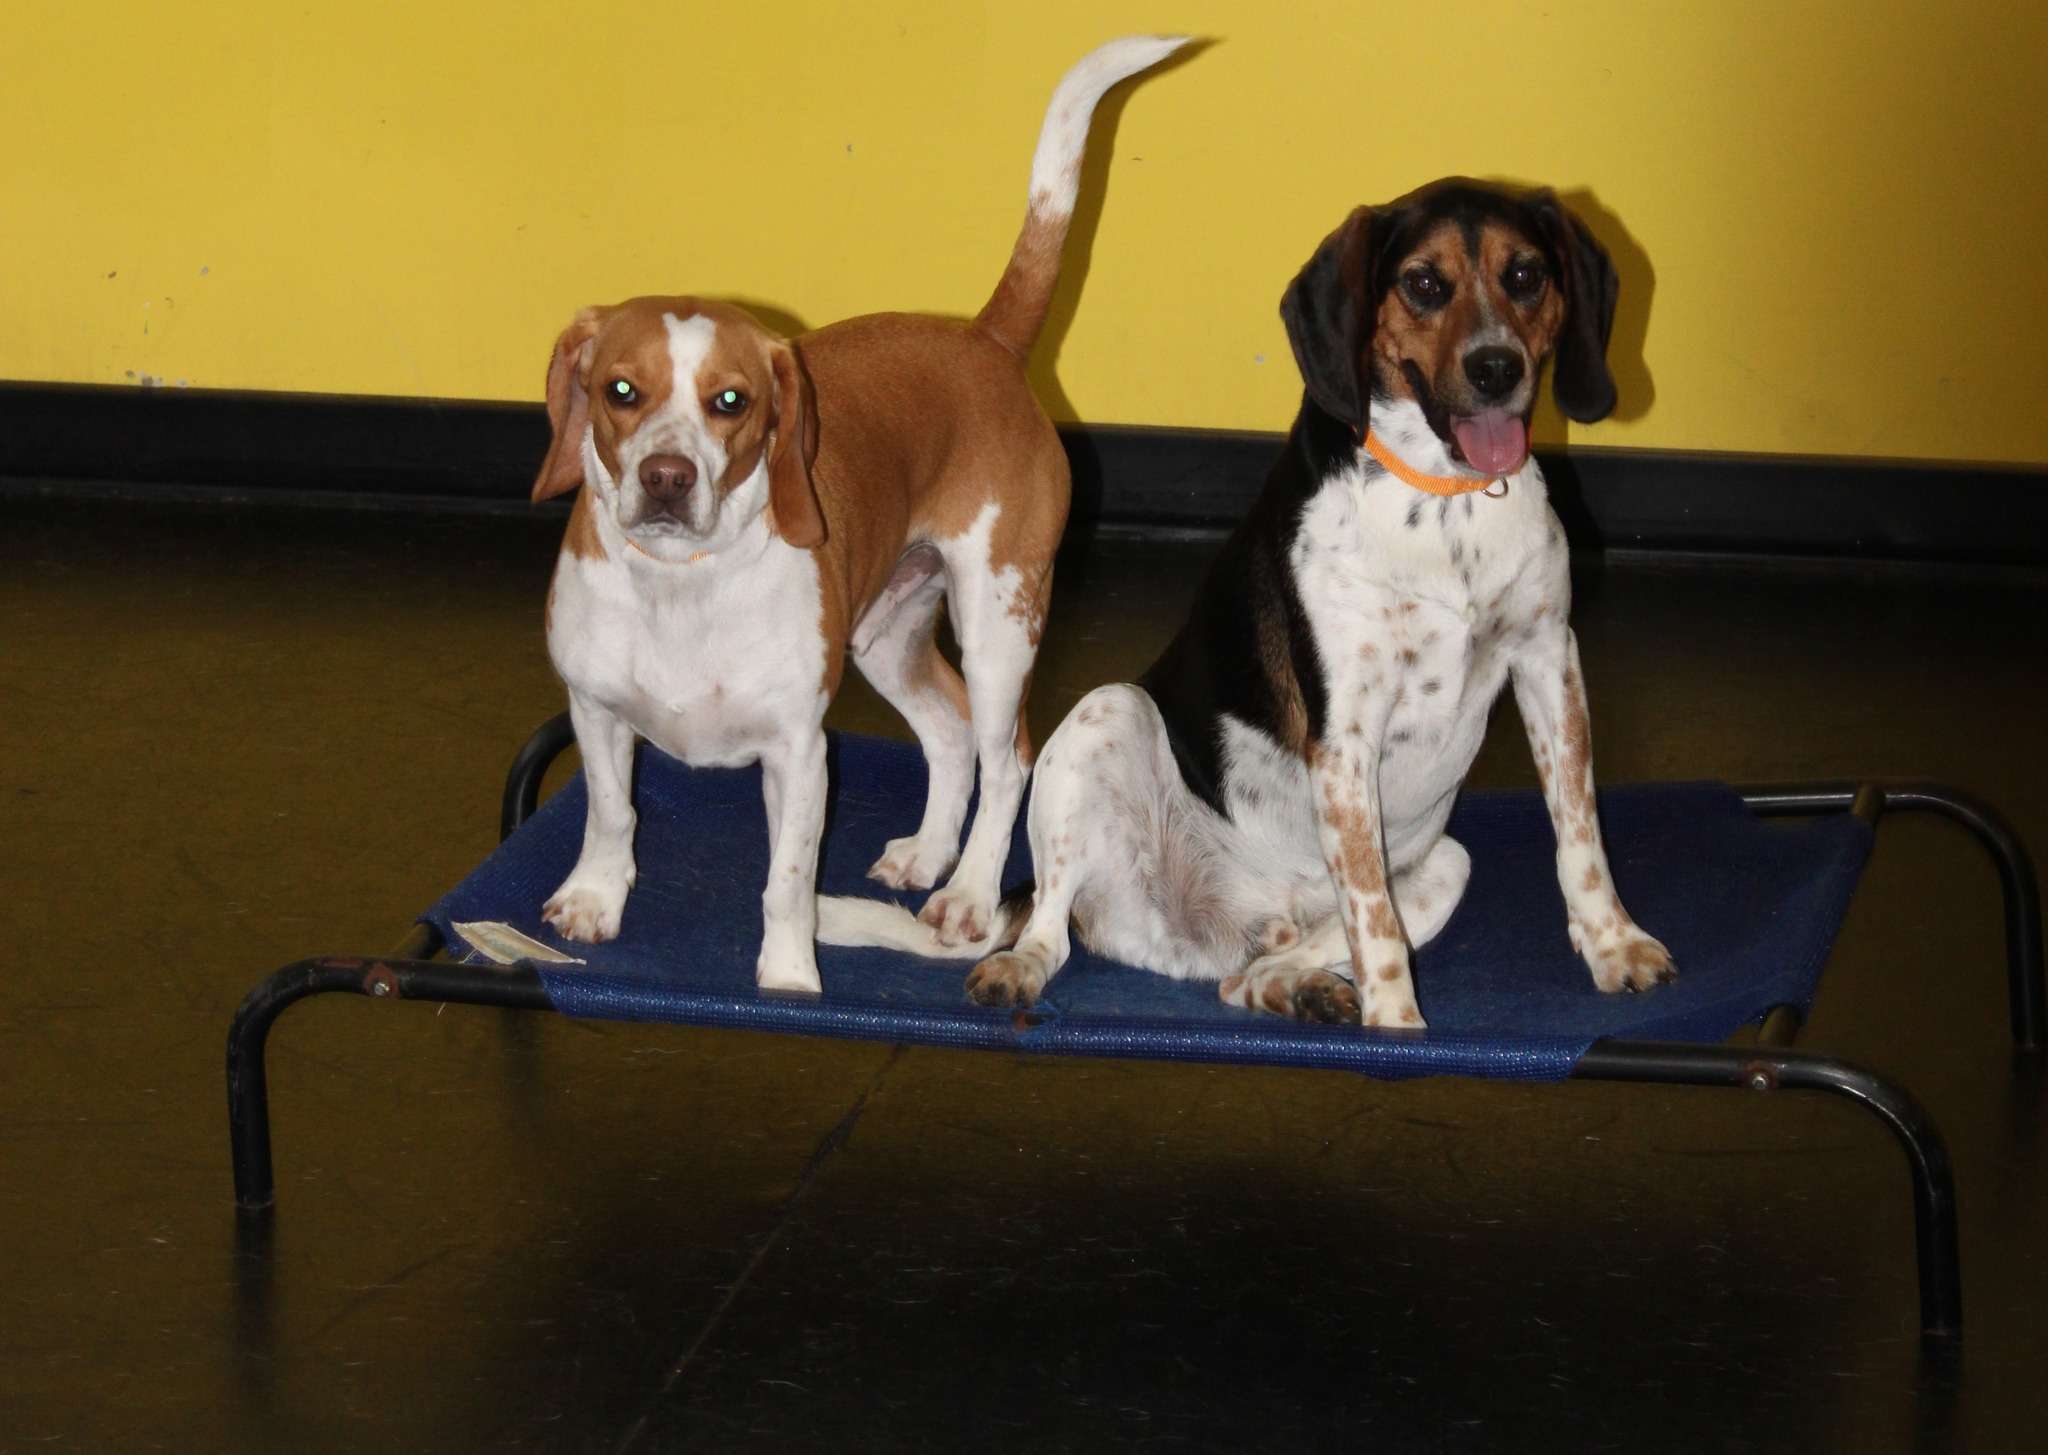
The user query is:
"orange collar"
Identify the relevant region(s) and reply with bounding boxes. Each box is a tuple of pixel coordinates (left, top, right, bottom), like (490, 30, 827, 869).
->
(1363, 428, 1506, 497)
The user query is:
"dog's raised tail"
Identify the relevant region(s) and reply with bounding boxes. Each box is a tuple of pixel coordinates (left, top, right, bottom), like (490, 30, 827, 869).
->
(974, 34, 1192, 357)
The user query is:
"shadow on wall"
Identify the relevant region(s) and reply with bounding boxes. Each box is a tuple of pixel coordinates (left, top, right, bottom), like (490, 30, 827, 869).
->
(716, 298, 814, 343)
(1520, 182, 1657, 449)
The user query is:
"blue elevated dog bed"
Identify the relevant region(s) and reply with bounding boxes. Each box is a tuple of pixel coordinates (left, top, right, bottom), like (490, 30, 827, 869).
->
(427, 733, 1866, 1080)
(226, 714, 2045, 1339)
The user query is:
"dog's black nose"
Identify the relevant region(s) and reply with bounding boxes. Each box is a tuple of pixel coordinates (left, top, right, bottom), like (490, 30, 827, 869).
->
(1463, 347, 1525, 401)
(638, 454, 697, 500)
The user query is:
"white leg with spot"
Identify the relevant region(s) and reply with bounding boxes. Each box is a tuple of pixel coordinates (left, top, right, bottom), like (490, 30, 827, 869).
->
(543, 693, 639, 943)
(852, 565, 974, 891)
(920, 518, 1045, 946)
(756, 728, 827, 993)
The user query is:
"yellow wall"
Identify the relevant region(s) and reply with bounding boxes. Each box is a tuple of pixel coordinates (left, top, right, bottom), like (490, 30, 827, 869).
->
(5, 0, 2045, 465)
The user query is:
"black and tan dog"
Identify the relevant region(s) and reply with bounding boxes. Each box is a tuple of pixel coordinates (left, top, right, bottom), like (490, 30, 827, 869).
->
(824, 179, 1674, 1028)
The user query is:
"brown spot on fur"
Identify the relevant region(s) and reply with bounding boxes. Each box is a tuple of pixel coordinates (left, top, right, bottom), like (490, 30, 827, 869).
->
(1377, 962, 1402, 982)
(561, 488, 609, 562)
(1260, 977, 1295, 1016)
(1557, 655, 1597, 829)
(1582, 864, 1603, 891)
(1366, 901, 1400, 939)
(1624, 938, 1666, 971)
(1398, 648, 1419, 667)
(1400, 1006, 1422, 1025)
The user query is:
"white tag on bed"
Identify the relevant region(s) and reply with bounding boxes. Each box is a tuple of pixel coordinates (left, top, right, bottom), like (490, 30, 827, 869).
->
(453, 920, 587, 966)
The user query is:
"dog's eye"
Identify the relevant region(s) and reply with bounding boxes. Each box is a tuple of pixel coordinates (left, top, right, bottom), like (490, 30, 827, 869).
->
(1504, 258, 1547, 301)
(709, 388, 748, 416)
(1403, 268, 1448, 308)
(607, 379, 639, 406)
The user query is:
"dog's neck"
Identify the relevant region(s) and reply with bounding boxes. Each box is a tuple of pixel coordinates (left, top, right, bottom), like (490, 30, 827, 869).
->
(1364, 396, 1469, 480)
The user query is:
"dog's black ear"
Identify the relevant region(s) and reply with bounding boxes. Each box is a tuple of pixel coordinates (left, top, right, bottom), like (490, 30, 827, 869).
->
(1530, 192, 1620, 423)
(1279, 206, 1382, 438)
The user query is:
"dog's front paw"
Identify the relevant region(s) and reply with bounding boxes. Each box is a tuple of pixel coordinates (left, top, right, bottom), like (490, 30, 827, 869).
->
(965, 950, 1044, 1008)
(867, 834, 957, 892)
(756, 939, 822, 995)
(1574, 920, 1677, 994)
(542, 879, 629, 943)
(918, 885, 993, 946)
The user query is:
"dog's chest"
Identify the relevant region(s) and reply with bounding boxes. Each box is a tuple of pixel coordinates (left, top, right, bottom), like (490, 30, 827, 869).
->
(548, 542, 828, 767)
(1290, 464, 1566, 808)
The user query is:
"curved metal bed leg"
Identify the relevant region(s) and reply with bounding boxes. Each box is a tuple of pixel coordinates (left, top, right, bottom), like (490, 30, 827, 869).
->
(500, 710, 578, 843)
(227, 959, 390, 1213)
(227, 950, 550, 1212)
(1786, 1055, 1963, 1339)
(1876, 783, 2045, 1052)
(1575, 1041, 1963, 1338)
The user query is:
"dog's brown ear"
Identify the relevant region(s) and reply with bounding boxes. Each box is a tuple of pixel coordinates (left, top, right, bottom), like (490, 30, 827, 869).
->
(533, 308, 609, 502)
(1529, 193, 1619, 424)
(767, 342, 824, 549)
(1279, 206, 1383, 439)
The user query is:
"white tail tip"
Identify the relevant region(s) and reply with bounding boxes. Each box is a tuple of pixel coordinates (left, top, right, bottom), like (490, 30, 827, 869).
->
(1027, 34, 1194, 217)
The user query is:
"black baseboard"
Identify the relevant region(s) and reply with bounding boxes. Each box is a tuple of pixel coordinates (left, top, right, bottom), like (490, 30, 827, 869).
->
(3, 381, 2043, 564)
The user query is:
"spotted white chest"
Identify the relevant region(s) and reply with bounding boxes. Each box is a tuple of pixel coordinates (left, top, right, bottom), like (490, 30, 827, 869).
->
(547, 524, 829, 770)
(1287, 457, 1570, 852)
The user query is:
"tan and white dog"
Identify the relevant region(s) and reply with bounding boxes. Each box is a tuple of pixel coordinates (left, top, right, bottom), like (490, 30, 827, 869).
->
(531, 35, 1190, 993)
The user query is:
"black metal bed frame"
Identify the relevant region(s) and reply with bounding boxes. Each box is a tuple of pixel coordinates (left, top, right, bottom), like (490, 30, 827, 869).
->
(227, 711, 2044, 1340)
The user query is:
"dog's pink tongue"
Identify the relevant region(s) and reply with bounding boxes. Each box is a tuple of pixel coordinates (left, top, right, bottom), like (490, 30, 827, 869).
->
(1451, 411, 1528, 476)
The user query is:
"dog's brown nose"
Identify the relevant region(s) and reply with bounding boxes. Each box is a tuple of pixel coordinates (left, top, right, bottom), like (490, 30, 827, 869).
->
(638, 454, 697, 500)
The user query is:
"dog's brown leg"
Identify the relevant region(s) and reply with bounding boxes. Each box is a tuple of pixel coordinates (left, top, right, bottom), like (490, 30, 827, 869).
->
(1307, 730, 1426, 1030)
(1510, 627, 1675, 992)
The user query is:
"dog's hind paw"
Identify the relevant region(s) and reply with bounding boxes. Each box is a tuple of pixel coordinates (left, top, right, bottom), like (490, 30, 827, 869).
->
(965, 950, 1045, 1008)
(867, 835, 957, 892)
(919, 885, 993, 946)
(1292, 971, 1362, 1025)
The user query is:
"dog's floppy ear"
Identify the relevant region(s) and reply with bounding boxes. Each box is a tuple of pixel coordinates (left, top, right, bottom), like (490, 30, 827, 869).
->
(1530, 193, 1620, 423)
(533, 308, 610, 502)
(1279, 206, 1382, 439)
(767, 342, 824, 549)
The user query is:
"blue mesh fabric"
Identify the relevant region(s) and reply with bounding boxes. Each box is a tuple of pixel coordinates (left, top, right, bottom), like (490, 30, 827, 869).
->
(423, 732, 1871, 1082)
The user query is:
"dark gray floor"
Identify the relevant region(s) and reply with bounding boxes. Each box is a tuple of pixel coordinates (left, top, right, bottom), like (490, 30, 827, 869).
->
(4, 495, 2046, 1452)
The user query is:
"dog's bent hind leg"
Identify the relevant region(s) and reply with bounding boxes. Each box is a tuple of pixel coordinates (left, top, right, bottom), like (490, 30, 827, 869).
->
(852, 552, 976, 891)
